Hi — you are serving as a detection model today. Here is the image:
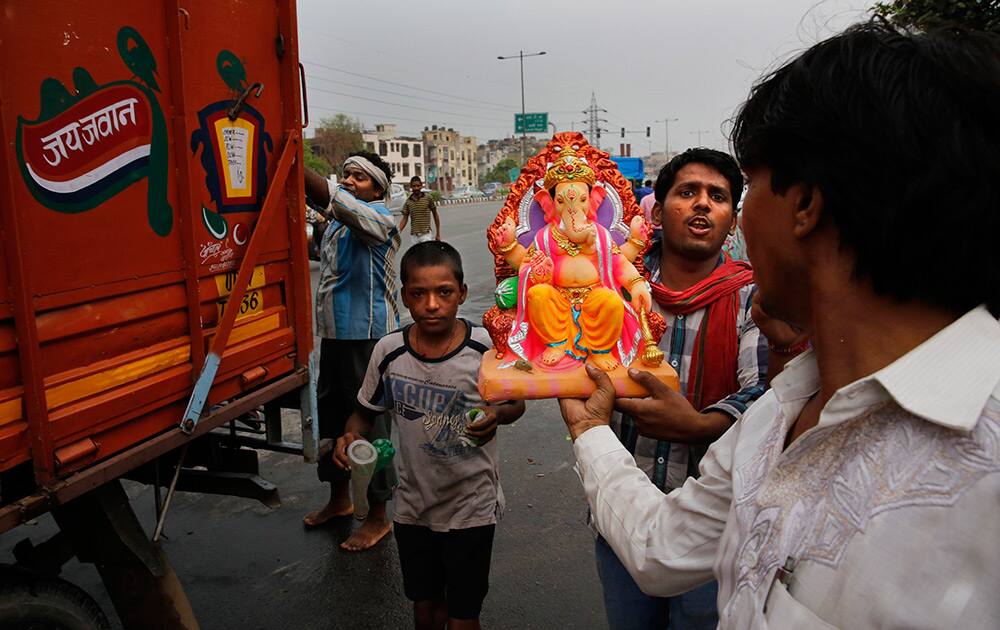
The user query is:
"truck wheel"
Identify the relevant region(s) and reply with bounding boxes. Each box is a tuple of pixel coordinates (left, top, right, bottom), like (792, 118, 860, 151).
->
(0, 567, 111, 630)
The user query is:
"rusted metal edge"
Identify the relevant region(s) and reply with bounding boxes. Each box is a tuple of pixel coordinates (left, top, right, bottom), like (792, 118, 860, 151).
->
(0, 368, 308, 535)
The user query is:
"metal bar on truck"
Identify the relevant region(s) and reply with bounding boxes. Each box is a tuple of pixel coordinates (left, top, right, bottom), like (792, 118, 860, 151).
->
(164, 0, 207, 372)
(179, 131, 299, 434)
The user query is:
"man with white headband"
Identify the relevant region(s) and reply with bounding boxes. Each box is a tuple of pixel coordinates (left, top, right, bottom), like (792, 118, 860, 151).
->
(303, 150, 400, 551)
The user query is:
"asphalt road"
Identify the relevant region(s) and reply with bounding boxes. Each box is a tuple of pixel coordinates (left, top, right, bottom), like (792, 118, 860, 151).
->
(1, 201, 610, 629)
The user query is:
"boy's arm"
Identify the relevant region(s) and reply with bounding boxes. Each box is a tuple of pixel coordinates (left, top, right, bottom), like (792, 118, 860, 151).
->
(333, 337, 393, 470)
(332, 404, 378, 471)
(464, 400, 526, 444)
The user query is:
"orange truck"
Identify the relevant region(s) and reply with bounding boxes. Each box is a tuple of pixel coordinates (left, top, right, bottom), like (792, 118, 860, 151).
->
(0, 2, 315, 627)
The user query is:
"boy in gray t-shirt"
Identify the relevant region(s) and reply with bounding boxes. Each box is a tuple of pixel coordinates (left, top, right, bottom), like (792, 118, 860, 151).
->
(335, 241, 525, 627)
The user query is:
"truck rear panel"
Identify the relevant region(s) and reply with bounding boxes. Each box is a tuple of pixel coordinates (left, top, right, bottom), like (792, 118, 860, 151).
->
(0, 1, 311, 499)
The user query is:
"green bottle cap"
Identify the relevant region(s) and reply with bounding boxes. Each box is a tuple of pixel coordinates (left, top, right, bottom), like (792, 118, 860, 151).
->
(372, 438, 395, 473)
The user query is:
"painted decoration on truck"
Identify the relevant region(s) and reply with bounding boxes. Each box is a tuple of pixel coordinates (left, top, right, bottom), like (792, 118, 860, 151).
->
(14, 26, 172, 237)
(191, 50, 273, 241)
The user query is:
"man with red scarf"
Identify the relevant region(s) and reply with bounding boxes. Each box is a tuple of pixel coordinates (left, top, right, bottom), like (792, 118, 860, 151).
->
(593, 148, 773, 630)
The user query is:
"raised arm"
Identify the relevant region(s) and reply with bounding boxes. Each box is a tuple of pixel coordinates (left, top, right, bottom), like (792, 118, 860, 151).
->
(328, 185, 397, 246)
(618, 215, 649, 261)
(305, 167, 332, 208)
(495, 216, 528, 269)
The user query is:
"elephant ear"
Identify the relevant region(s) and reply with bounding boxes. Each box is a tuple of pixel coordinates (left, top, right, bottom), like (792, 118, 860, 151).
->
(532, 188, 556, 224)
(589, 185, 607, 219)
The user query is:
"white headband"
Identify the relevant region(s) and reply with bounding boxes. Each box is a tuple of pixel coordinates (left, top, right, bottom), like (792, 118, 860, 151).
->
(343, 156, 391, 201)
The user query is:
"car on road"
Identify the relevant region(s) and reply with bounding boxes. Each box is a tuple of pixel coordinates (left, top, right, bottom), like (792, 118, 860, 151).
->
(386, 183, 407, 213)
(482, 182, 506, 197)
(450, 185, 486, 200)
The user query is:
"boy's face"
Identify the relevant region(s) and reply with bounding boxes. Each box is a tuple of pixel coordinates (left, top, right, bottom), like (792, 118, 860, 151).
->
(401, 264, 467, 336)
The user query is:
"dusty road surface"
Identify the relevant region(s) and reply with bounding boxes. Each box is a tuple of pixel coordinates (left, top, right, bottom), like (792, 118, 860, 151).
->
(1, 200, 613, 629)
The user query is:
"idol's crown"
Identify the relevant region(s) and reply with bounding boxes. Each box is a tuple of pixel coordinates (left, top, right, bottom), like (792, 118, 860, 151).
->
(543, 147, 596, 190)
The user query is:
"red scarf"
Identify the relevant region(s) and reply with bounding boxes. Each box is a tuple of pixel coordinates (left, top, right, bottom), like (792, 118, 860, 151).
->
(649, 256, 754, 410)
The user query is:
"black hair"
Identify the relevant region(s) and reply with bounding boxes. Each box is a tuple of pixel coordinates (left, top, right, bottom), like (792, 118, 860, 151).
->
(410, 176, 422, 183)
(653, 148, 743, 209)
(346, 150, 393, 199)
(644, 180, 652, 187)
(400, 241, 464, 286)
(732, 20, 1000, 315)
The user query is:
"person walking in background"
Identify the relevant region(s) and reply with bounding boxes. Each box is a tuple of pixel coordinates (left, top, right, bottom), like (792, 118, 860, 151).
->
(399, 176, 440, 243)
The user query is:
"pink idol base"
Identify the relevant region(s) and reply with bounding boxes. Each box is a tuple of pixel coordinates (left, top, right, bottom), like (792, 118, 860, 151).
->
(478, 351, 680, 402)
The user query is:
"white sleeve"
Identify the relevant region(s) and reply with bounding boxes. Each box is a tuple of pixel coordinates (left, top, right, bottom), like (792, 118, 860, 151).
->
(573, 423, 736, 596)
(356, 340, 390, 413)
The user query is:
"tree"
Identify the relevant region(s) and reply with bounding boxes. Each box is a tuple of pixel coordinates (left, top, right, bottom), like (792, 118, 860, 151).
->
(302, 138, 332, 176)
(310, 114, 365, 174)
(872, 0, 1000, 32)
(484, 158, 520, 184)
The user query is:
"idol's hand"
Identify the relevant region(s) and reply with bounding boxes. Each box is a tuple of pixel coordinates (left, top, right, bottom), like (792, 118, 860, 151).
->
(528, 249, 554, 283)
(630, 282, 652, 313)
(497, 217, 517, 250)
(585, 221, 598, 246)
(629, 215, 649, 242)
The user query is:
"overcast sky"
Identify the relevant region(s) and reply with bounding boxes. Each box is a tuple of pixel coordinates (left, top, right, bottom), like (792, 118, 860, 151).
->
(297, 0, 874, 155)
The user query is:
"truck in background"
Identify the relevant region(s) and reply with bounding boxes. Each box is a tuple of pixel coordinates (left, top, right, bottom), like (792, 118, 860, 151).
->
(0, 2, 315, 627)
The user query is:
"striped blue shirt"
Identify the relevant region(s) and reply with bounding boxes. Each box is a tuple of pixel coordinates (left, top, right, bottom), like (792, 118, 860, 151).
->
(315, 184, 401, 340)
(615, 245, 768, 492)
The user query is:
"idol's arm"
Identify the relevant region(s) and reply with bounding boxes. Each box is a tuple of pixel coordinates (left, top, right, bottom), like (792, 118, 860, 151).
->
(619, 215, 649, 261)
(495, 216, 528, 269)
(614, 254, 651, 312)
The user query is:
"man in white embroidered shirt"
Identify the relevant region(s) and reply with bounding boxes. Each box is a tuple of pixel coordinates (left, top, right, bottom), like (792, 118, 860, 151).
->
(559, 21, 1000, 630)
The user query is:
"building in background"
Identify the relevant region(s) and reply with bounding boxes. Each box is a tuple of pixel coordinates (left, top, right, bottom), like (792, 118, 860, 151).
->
(362, 123, 424, 184)
(643, 151, 678, 181)
(422, 125, 477, 194)
(477, 136, 554, 185)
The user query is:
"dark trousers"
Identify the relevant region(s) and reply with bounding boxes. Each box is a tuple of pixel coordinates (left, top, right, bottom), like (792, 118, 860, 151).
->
(595, 535, 719, 630)
(316, 338, 396, 502)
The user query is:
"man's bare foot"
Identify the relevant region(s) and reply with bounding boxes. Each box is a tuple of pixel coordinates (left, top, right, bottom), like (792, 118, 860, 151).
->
(340, 516, 392, 551)
(303, 499, 353, 528)
(588, 353, 620, 371)
(540, 345, 566, 366)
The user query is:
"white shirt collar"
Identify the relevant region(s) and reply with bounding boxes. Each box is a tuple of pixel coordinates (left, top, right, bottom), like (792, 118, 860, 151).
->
(872, 305, 1000, 431)
(771, 305, 1000, 432)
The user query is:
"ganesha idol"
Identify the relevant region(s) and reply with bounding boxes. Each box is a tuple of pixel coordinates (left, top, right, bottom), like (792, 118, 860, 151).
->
(479, 133, 678, 402)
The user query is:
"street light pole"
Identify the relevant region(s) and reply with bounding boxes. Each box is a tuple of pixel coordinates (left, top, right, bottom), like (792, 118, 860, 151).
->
(498, 50, 546, 164)
(691, 129, 709, 146)
(656, 117, 678, 155)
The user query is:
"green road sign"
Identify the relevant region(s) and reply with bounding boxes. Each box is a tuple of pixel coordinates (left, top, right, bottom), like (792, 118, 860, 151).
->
(515, 112, 548, 133)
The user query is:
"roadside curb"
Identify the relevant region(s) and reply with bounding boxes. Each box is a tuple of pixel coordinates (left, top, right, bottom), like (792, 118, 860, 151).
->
(436, 195, 504, 206)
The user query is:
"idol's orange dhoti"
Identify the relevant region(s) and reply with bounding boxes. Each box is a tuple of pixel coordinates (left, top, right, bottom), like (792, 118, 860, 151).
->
(526, 284, 624, 356)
